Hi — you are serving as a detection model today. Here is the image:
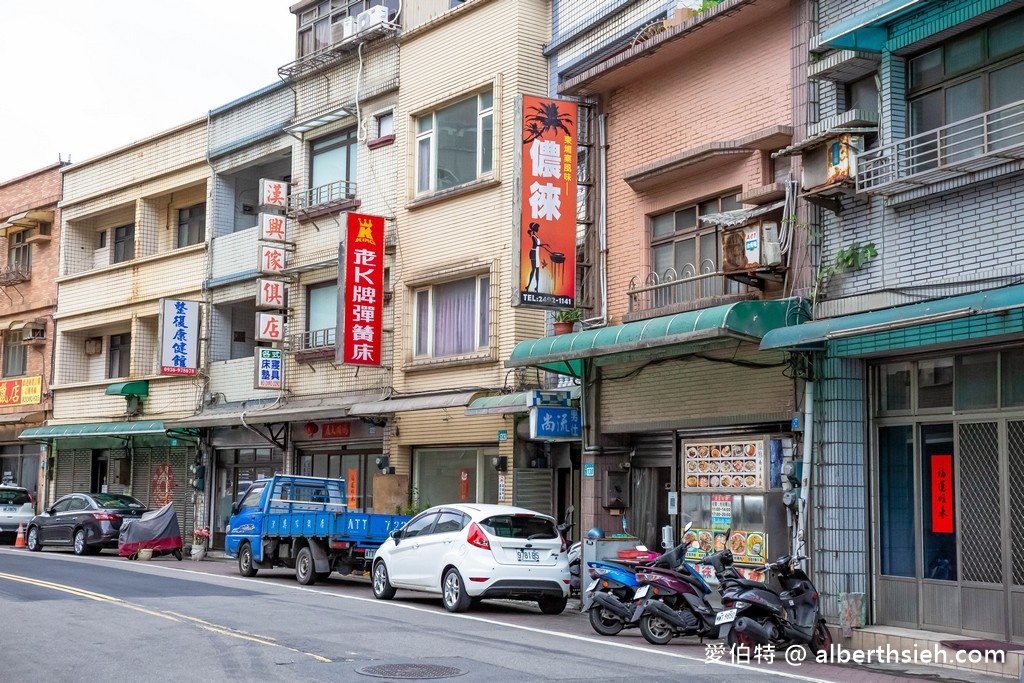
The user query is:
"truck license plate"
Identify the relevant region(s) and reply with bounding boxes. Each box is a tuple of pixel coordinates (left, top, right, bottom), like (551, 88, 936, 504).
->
(715, 608, 737, 625)
(364, 549, 376, 559)
(516, 549, 540, 562)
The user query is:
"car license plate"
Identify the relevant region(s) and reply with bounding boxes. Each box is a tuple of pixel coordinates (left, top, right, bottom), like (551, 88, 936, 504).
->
(364, 549, 376, 559)
(516, 549, 540, 562)
(715, 608, 737, 625)
(586, 579, 599, 593)
(633, 584, 651, 600)
(2, 507, 15, 513)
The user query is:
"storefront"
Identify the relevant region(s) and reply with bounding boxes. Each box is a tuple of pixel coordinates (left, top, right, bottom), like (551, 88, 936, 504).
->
(293, 418, 385, 512)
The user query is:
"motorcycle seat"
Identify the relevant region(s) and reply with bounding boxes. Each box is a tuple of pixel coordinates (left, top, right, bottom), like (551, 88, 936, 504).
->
(723, 577, 767, 590)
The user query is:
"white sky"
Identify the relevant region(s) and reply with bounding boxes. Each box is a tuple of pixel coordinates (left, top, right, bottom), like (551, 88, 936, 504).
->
(0, 1, 296, 181)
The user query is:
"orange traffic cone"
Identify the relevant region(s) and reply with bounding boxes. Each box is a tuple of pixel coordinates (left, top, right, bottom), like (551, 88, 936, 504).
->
(15, 523, 26, 548)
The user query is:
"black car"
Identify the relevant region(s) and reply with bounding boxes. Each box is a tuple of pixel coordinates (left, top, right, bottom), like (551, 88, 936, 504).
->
(26, 492, 148, 555)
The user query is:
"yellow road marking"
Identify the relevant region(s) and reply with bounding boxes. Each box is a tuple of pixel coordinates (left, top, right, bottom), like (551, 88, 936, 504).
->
(0, 572, 331, 662)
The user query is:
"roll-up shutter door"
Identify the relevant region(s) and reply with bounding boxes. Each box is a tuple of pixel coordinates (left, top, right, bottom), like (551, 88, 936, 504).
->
(630, 432, 674, 467)
(512, 469, 554, 516)
(54, 449, 91, 500)
(132, 446, 195, 541)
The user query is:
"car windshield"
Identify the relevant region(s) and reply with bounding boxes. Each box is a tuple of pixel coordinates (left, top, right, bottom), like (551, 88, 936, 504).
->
(479, 514, 557, 539)
(90, 493, 146, 509)
(0, 489, 30, 505)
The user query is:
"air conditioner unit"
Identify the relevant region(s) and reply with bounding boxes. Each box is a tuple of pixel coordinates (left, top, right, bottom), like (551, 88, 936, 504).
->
(331, 16, 358, 44)
(800, 134, 863, 194)
(84, 337, 103, 356)
(721, 219, 783, 273)
(24, 222, 52, 243)
(357, 5, 389, 34)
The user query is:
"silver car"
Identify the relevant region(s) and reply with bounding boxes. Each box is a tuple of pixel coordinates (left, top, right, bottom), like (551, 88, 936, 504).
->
(0, 486, 35, 542)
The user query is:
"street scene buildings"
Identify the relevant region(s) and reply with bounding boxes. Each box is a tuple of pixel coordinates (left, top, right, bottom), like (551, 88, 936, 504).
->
(3, 0, 1024, 673)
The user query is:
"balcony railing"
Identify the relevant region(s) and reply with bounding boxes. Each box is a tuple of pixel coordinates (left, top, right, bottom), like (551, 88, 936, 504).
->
(627, 261, 744, 315)
(858, 99, 1024, 195)
(287, 180, 358, 217)
(294, 327, 336, 352)
(0, 263, 31, 286)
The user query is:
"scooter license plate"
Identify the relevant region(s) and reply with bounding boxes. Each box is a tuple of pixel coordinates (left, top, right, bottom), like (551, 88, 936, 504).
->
(633, 584, 651, 600)
(715, 608, 737, 625)
(586, 579, 599, 593)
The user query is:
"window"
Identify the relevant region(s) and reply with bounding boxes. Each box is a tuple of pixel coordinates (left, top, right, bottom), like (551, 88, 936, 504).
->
(413, 447, 499, 505)
(908, 11, 1024, 139)
(416, 89, 494, 194)
(310, 129, 358, 206)
(649, 192, 742, 301)
(376, 111, 394, 137)
(177, 203, 206, 248)
(8, 230, 30, 273)
(297, 0, 400, 58)
(98, 231, 107, 249)
(3, 331, 26, 377)
(306, 281, 337, 348)
(112, 224, 134, 263)
(400, 512, 439, 539)
(108, 333, 131, 378)
(413, 274, 490, 358)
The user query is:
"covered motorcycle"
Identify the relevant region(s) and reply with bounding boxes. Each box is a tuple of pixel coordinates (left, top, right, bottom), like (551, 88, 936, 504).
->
(118, 502, 184, 560)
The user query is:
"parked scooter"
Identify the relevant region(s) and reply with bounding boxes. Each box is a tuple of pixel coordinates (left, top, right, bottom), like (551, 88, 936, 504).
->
(557, 506, 581, 596)
(632, 545, 722, 645)
(712, 550, 833, 653)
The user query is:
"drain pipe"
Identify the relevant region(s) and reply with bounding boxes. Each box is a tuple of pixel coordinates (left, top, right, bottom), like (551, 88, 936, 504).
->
(795, 377, 814, 556)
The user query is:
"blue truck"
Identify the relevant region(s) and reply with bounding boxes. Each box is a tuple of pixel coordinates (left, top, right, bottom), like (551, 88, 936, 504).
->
(225, 474, 411, 584)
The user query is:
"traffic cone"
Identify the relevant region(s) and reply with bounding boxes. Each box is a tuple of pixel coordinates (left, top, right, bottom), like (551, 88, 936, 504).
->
(15, 523, 26, 548)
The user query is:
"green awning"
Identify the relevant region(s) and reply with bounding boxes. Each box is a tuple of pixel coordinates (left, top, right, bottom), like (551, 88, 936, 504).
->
(818, 0, 932, 51)
(760, 285, 1024, 355)
(105, 381, 149, 397)
(19, 420, 166, 440)
(465, 387, 581, 416)
(506, 298, 802, 378)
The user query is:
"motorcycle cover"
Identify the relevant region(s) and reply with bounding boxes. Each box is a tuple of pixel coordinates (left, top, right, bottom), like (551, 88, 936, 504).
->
(118, 502, 183, 556)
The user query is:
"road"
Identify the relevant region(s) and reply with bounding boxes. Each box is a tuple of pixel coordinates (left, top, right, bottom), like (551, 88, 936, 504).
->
(0, 547, 1002, 683)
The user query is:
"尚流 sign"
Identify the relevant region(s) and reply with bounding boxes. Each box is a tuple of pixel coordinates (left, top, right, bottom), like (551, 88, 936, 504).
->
(529, 406, 581, 441)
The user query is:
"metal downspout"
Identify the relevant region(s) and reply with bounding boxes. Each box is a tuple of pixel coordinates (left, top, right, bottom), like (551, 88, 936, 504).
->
(796, 378, 814, 555)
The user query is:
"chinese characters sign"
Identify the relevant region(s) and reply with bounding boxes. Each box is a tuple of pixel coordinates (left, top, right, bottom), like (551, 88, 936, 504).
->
(338, 213, 385, 366)
(517, 95, 577, 309)
(160, 299, 200, 376)
(256, 312, 285, 343)
(0, 376, 41, 406)
(259, 244, 287, 275)
(257, 279, 287, 309)
(254, 348, 283, 389)
(931, 454, 954, 534)
(259, 179, 288, 210)
(259, 213, 287, 242)
(528, 406, 582, 441)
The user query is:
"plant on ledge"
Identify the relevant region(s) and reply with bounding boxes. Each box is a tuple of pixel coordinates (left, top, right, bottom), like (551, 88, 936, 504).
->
(553, 308, 583, 324)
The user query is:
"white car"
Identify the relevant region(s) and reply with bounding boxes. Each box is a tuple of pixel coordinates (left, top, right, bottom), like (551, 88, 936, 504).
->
(0, 485, 35, 542)
(371, 503, 570, 614)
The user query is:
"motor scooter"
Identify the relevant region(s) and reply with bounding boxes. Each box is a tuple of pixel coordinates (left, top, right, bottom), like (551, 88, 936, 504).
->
(714, 552, 833, 653)
(557, 506, 581, 596)
(632, 548, 721, 645)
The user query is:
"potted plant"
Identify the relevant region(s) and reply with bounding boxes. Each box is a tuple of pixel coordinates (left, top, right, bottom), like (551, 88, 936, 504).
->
(552, 308, 582, 335)
(191, 527, 211, 561)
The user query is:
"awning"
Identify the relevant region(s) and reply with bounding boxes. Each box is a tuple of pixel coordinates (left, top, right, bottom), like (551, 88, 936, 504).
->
(349, 391, 484, 416)
(285, 104, 355, 135)
(105, 380, 149, 397)
(8, 319, 46, 332)
(507, 298, 802, 378)
(1, 209, 54, 235)
(699, 200, 786, 227)
(760, 285, 1024, 354)
(817, 0, 933, 52)
(163, 401, 357, 429)
(0, 411, 44, 425)
(19, 420, 167, 440)
(465, 387, 581, 416)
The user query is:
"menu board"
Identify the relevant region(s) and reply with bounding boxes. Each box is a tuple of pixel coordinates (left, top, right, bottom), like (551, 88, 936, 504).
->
(683, 440, 764, 490)
(684, 528, 768, 566)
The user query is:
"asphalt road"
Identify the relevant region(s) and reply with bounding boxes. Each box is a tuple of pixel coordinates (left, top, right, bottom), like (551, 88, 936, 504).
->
(0, 547, 1008, 683)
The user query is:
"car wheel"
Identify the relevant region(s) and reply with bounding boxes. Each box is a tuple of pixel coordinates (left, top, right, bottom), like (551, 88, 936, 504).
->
(538, 596, 568, 615)
(442, 568, 472, 613)
(295, 546, 317, 585)
(26, 526, 42, 552)
(588, 605, 624, 636)
(640, 613, 675, 645)
(372, 561, 397, 600)
(238, 543, 259, 577)
(73, 529, 91, 556)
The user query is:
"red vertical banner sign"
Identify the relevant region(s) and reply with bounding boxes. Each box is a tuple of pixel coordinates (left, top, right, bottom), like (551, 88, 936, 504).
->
(340, 213, 385, 365)
(459, 469, 471, 502)
(347, 468, 358, 510)
(517, 95, 577, 309)
(931, 454, 954, 533)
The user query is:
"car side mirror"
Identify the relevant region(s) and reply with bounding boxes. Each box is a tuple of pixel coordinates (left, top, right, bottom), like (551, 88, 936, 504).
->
(46, 507, 56, 515)
(390, 529, 402, 543)
(231, 501, 240, 515)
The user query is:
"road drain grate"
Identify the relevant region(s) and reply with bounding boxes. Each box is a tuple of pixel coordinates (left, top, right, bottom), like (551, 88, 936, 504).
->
(355, 663, 467, 679)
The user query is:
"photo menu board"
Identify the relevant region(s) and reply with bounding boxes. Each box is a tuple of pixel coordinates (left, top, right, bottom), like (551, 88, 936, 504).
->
(682, 440, 764, 491)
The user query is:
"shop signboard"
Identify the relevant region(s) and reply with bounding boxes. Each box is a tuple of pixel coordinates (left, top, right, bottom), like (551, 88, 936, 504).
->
(259, 212, 287, 242)
(338, 213, 385, 366)
(348, 469, 358, 510)
(159, 299, 200, 375)
(254, 348, 282, 389)
(259, 178, 288, 210)
(0, 375, 41, 406)
(529, 406, 581, 441)
(683, 439, 764, 490)
(459, 469, 470, 501)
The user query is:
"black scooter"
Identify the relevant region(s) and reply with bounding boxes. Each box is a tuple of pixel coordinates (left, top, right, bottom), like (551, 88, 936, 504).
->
(712, 551, 833, 653)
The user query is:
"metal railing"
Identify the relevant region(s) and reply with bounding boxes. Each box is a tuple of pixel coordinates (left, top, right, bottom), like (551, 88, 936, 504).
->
(627, 261, 742, 314)
(0, 263, 31, 286)
(858, 99, 1024, 195)
(287, 179, 358, 215)
(292, 328, 336, 353)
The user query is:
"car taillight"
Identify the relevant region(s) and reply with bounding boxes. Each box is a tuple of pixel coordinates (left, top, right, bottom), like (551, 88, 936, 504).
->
(92, 512, 120, 522)
(560, 534, 567, 554)
(466, 522, 490, 550)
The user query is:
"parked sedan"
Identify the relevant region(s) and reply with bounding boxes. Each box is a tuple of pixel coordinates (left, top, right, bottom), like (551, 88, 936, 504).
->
(0, 485, 35, 542)
(26, 492, 148, 555)
(371, 503, 570, 614)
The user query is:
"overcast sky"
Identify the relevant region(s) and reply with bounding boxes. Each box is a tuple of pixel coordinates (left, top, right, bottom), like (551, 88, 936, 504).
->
(0, 1, 296, 181)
